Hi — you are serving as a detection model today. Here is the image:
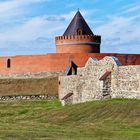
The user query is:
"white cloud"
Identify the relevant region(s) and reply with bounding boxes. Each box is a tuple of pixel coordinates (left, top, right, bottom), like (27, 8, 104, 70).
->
(84, 1, 140, 54)
(0, 1, 140, 55)
(121, 2, 140, 14)
(0, 0, 49, 19)
(95, 13, 140, 53)
(0, 10, 79, 42)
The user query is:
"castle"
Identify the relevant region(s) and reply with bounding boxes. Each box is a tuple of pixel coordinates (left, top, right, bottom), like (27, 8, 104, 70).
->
(0, 10, 140, 78)
(0, 11, 140, 104)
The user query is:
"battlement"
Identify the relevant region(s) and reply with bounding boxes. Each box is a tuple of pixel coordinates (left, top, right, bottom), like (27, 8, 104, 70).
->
(55, 35, 101, 43)
(55, 34, 101, 53)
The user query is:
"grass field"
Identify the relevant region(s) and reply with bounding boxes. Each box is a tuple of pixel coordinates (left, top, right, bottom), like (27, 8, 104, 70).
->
(0, 77, 58, 96)
(0, 99, 140, 140)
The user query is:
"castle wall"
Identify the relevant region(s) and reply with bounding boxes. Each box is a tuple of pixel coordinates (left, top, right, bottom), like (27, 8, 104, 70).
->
(59, 57, 117, 104)
(59, 57, 140, 105)
(0, 54, 70, 77)
(0, 53, 140, 77)
(111, 65, 140, 99)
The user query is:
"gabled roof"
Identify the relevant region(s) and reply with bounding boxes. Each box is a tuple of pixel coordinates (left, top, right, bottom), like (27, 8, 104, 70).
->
(65, 66, 71, 75)
(62, 93, 73, 100)
(91, 57, 98, 62)
(99, 71, 111, 81)
(65, 61, 78, 76)
(110, 56, 122, 66)
(63, 11, 94, 36)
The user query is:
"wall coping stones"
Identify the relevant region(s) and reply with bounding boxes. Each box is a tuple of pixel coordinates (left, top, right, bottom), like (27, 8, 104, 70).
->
(0, 72, 64, 79)
(0, 95, 58, 101)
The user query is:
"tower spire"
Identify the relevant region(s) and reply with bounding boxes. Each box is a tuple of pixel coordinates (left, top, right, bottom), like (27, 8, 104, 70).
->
(63, 10, 94, 36)
(55, 10, 101, 53)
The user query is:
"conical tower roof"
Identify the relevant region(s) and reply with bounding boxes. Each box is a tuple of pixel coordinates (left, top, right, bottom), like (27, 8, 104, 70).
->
(63, 11, 94, 36)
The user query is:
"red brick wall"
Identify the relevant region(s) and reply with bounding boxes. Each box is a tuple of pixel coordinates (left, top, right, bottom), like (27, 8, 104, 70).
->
(0, 53, 140, 74)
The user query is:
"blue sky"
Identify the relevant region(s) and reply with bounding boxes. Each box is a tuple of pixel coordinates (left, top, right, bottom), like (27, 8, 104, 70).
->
(0, 0, 140, 56)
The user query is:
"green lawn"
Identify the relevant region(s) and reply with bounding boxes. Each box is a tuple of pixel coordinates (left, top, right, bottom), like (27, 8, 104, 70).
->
(0, 99, 140, 140)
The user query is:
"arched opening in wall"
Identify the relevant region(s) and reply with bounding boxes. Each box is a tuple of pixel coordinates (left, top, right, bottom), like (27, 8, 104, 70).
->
(71, 61, 77, 75)
(77, 28, 83, 35)
(7, 59, 11, 68)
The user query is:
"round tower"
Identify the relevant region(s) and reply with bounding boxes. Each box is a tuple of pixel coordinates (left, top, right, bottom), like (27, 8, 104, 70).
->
(55, 11, 101, 53)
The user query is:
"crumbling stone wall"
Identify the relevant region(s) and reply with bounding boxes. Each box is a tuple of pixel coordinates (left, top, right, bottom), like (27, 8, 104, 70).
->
(59, 57, 118, 104)
(111, 65, 140, 99)
(59, 56, 140, 105)
(59, 75, 83, 104)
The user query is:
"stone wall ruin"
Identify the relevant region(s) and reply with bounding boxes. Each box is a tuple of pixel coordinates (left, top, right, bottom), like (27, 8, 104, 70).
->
(59, 56, 140, 105)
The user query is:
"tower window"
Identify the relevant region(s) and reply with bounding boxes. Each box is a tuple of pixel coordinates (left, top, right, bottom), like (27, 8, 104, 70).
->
(7, 59, 11, 68)
(77, 28, 83, 35)
(59, 81, 61, 85)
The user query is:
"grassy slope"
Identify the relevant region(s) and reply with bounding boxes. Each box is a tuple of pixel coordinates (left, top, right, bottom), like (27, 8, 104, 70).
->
(0, 77, 58, 96)
(0, 99, 140, 140)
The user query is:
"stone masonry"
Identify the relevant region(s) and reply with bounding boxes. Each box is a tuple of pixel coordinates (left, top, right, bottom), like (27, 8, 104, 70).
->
(0, 72, 64, 79)
(59, 56, 140, 106)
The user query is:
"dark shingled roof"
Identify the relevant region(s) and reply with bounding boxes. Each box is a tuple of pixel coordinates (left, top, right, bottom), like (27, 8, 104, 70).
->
(63, 11, 94, 36)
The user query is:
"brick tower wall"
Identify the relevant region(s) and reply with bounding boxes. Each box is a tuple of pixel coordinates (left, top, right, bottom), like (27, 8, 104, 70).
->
(55, 35, 101, 53)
